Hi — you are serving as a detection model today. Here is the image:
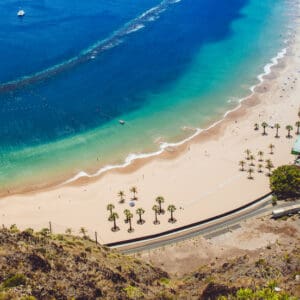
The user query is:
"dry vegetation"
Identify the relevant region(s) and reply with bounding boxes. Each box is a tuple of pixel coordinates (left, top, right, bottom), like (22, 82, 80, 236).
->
(0, 216, 299, 299)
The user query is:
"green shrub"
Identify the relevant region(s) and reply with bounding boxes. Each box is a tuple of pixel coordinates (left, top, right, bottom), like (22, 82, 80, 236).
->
(124, 285, 144, 299)
(2, 274, 27, 288)
(270, 165, 300, 199)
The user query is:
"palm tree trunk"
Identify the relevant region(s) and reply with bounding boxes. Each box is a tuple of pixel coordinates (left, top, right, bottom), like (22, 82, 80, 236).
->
(129, 219, 132, 231)
(171, 211, 173, 221)
(276, 128, 279, 137)
(139, 214, 142, 223)
(113, 218, 116, 230)
(155, 212, 158, 223)
(263, 127, 266, 135)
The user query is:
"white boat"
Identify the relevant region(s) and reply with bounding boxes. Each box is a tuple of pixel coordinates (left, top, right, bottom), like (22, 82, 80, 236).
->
(17, 10, 25, 17)
(119, 120, 125, 125)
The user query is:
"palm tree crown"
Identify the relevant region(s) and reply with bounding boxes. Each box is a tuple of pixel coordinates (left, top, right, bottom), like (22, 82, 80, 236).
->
(156, 196, 165, 214)
(239, 160, 245, 171)
(136, 208, 145, 225)
(245, 149, 251, 160)
(167, 205, 177, 223)
(130, 186, 138, 200)
(261, 122, 268, 135)
(286, 125, 293, 138)
(118, 191, 125, 203)
(258, 151, 264, 161)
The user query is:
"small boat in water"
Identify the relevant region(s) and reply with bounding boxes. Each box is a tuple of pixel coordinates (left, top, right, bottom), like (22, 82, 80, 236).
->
(119, 120, 125, 125)
(17, 10, 25, 17)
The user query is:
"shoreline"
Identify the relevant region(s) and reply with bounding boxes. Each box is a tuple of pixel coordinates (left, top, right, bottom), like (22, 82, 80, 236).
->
(0, 39, 294, 198)
(0, 1, 299, 244)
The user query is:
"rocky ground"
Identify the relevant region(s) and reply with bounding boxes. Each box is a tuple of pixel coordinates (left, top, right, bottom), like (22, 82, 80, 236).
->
(0, 212, 299, 299)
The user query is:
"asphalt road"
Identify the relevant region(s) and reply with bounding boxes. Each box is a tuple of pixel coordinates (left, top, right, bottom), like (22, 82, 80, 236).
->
(114, 197, 299, 254)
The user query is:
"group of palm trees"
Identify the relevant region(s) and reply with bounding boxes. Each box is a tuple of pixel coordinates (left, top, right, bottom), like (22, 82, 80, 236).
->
(117, 186, 138, 203)
(254, 121, 300, 138)
(107, 195, 177, 233)
(239, 148, 275, 179)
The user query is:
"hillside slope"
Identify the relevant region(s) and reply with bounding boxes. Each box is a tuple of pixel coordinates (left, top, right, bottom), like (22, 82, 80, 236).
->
(0, 225, 299, 299)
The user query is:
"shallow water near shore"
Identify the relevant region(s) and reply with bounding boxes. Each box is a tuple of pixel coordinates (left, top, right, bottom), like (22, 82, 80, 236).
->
(0, 0, 295, 193)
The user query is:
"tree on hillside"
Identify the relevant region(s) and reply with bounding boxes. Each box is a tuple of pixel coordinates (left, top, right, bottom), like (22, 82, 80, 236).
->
(249, 155, 255, 166)
(254, 123, 259, 131)
(270, 165, 300, 199)
(79, 227, 87, 238)
(257, 163, 263, 173)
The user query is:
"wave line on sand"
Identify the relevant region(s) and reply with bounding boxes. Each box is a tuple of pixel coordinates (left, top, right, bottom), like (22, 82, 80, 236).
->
(60, 45, 288, 187)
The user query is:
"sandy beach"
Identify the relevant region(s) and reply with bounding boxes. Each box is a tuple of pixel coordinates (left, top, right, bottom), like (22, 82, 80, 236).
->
(0, 10, 299, 244)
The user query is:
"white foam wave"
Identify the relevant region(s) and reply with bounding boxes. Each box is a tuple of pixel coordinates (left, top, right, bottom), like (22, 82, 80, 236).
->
(0, 0, 180, 92)
(61, 45, 289, 187)
(126, 24, 145, 34)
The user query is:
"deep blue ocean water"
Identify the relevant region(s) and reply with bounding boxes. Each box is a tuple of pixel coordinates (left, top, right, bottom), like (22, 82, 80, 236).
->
(0, 0, 292, 191)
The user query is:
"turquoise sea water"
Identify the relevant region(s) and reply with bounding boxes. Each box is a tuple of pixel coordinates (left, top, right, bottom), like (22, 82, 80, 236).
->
(0, 0, 293, 192)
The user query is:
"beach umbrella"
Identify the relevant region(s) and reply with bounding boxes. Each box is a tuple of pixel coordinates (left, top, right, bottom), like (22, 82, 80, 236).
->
(129, 201, 135, 207)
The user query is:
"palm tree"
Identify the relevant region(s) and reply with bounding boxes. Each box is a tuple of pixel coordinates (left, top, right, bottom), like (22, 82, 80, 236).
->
(261, 122, 268, 135)
(274, 123, 280, 138)
(247, 168, 254, 179)
(130, 186, 138, 200)
(79, 227, 87, 238)
(152, 205, 160, 225)
(295, 121, 300, 135)
(118, 191, 125, 204)
(155, 196, 165, 214)
(254, 123, 259, 131)
(269, 144, 275, 155)
(257, 164, 263, 173)
(249, 155, 255, 166)
(167, 205, 177, 223)
(265, 161, 274, 176)
(127, 212, 134, 233)
(245, 149, 251, 160)
(107, 203, 115, 220)
(239, 160, 245, 171)
(286, 125, 293, 138)
(65, 228, 72, 235)
(124, 209, 130, 223)
(257, 151, 264, 162)
(111, 212, 120, 232)
(136, 208, 145, 225)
